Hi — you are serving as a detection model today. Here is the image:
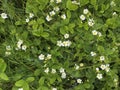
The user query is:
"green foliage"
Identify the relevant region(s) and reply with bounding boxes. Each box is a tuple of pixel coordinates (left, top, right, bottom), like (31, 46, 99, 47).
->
(0, 0, 120, 90)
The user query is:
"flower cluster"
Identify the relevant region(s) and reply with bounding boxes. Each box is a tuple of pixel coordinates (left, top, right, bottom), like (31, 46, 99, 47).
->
(92, 30, 102, 37)
(59, 67, 66, 79)
(46, 0, 67, 21)
(38, 54, 52, 60)
(16, 39, 27, 51)
(5, 46, 11, 56)
(26, 13, 34, 22)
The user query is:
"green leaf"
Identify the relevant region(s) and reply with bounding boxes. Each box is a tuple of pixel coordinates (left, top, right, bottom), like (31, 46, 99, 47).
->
(26, 77, 35, 83)
(0, 58, 7, 73)
(41, 32, 49, 38)
(39, 77, 45, 85)
(15, 80, 25, 87)
(80, 0, 89, 6)
(66, 0, 78, 11)
(60, 26, 68, 35)
(0, 73, 9, 81)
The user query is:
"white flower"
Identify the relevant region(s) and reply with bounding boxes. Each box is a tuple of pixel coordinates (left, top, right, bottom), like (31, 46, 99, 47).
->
(110, 1, 116, 7)
(38, 54, 45, 60)
(56, 0, 62, 3)
(50, 0, 54, 3)
(1, 13, 8, 19)
(52, 88, 57, 90)
(29, 13, 34, 18)
(92, 30, 98, 35)
(44, 68, 49, 74)
(61, 72, 66, 79)
(21, 45, 27, 51)
(100, 56, 105, 61)
(59, 67, 65, 73)
(5, 51, 11, 56)
(90, 51, 96, 56)
(46, 15, 52, 21)
(57, 41, 63, 47)
(51, 69, 56, 74)
(64, 34, 69, 39)
(49, 11, 56, 16)
(6, 46, 11, 51)
(72, 1, 80, 5)
(105, 64, 110, 72)
(54, 7, 60, 12)
(61, 14, 66, 20)
(17, 39, 23, 49)
(98, 32, 102, 37)
(26, 18, 29, 22)
(75, 64, 79, 70)
(80, 63, 84, 67)
(77, 79, 82, 84)
(83, 9, 89, 14)
(96, 68, 99, 72)
(88, 18, 95, 26)
(46, 54, 52, 60)
(97, 73, 103, 79)
(112, 12, 117, 16)
(18, 88, 23, 90)
(100, 64, 106, 70)
(80, 15, 86, 21)
(63, 40, 71, 47)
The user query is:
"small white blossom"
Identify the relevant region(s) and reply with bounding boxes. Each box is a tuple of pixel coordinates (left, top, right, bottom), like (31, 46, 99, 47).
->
(52, 88, 57, 90)
(46, 54, 52, 60)
(83, 9, 89, 14)
(17, 39, 23, 49)
(56, 0, 62, 3)
(77, 79, 82, 84)
(64, 34, 69, 39)
(105, 64, 110, 72)
(1, 13, 8, 19)
(88, 18, 95, 26)
(98, 32, 102, 37)
(75, 64, 79, 70)
(112, 12, 117, 16)
(49, 11, 56, 16)
(46, 15, 52, 21)
(61, 72, 66, 79)
(72, 1, 80, 5)
(44, 68, 49, 74)
(92, 30, 98, 35)
(96, 68, 99, 72)
(6, 46, 11, 51)
(80, 15, 86, 21)
(57, 41, 63, 47)
(21, 45, 27, 51)
(25, 18, 30, 23)
(100, 64, 106, 70)
(54, 7, 60, 12)
(18, 88, 23, 90)
(60, 67, 65, 73)
(90, 51, 96, 56)
(38, 54, 45, 60)
(50, 0, 54, 3)
(63, 40, 72, 47)
(110, 1, 116, 7)
(97, 73, 103, 79)
(100, 56, 105, 61)
(29, 13, 34, 18)
(80, 63, 84, 67)
(51, 69, 56, 74)
(5, 51, 11, 56)
(61, 14, 66, 20)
